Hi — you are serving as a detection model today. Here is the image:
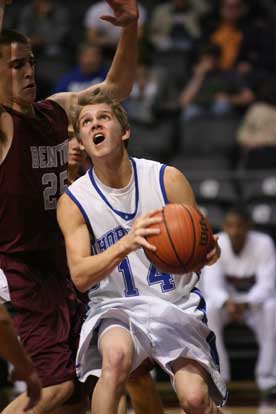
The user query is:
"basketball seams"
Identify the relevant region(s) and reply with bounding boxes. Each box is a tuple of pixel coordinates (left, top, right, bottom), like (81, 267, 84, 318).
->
(144, 203, 214, 274)
(162, 206, 184, 267)
(180, 204, 197, 268)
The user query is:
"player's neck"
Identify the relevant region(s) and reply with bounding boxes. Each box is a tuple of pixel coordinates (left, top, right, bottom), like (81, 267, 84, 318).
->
(12, 101, 35, 117)
(0, 95, 35, 117)
(93, 152, 132, 189)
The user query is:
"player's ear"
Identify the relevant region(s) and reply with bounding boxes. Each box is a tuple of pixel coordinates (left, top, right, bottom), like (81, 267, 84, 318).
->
(122, 128, 130, 142)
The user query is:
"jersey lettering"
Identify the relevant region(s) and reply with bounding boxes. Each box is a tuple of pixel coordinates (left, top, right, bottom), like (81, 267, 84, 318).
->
(30, 141, 68, 169)
(93, 226, 177, 296)
(42, 170, 67, 210)
(147, 264, 176, 292)
(118, 258, 139, 297)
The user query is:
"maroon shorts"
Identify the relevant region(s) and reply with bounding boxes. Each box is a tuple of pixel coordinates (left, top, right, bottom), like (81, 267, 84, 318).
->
(0, 253, 86, 391)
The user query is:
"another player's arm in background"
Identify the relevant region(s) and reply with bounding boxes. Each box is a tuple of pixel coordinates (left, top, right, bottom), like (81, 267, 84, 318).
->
(0, 304, 41, 411)
(164, 166, 220, 265)
(49, 0, 138, 114)
(57, 193, 162, 292)
(0, 107, 12, 163)
(0, 0, 12, 33)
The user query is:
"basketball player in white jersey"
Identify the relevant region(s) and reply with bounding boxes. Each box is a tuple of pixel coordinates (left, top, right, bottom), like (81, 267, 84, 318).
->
(66, 126, 164, 414)
(57, 90, 227, 414)
(202, 208, 276, 400)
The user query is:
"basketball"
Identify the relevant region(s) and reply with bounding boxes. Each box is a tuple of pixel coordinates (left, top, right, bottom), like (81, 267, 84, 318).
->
(144, 203, 215, 274)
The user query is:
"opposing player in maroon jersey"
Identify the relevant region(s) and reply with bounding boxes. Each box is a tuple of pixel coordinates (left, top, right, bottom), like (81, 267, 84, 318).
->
(0, 0, 138, 413)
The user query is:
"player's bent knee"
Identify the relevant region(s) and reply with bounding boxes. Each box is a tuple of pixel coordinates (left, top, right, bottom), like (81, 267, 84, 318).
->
(178, 390, 208, 414)
(102, 348, 132, 384)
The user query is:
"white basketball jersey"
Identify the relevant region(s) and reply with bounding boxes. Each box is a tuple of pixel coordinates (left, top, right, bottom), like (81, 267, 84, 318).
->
(202, 230, 276, 307)
(66, 157, 199, 305)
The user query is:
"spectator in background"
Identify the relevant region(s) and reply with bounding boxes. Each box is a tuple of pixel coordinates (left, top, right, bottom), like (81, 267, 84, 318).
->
(84, 1, 146, 54)
(54, 43, 108, 94)
(204, 0, 248, 70)
(202, 207, 276, 401)
(123, 53, 175, 124)
(179, 43, 254, 120)
(202, 0, 275, 85)
(237, 77, 276, 169)
(149, 0, 209, 52)
(17, 0, 70, 97)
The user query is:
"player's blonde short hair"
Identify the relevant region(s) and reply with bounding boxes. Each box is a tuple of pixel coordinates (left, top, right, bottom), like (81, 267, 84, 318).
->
(70, 88, 130, 141)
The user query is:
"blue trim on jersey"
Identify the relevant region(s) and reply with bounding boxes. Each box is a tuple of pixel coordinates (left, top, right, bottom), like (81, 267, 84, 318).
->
(65, 188, 94, 235)
(206, 331, 220, 370)
(159, 164, 168, 204)
(191, 287, 208, 324)
(88, 158, 139, 221)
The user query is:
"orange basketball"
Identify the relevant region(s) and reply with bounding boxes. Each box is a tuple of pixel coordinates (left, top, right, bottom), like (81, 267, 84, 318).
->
(144, 203, 215, 274)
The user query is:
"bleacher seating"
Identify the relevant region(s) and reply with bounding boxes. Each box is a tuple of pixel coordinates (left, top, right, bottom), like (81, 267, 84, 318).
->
(179, 115, 240, 159)
(239, 170, 276, 203)
(128, 120, 175, 162)
(169, 154, 232, 173)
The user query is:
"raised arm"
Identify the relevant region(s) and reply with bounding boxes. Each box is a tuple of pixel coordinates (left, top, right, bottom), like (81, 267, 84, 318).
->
(57, 193, 161, 292)
(50, 0, 138, 115)
(0, 0, 11, 33)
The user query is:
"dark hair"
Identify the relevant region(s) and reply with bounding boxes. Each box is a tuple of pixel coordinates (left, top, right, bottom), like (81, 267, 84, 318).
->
(0, 30, 30, 58)
(224, 206, 251, 223)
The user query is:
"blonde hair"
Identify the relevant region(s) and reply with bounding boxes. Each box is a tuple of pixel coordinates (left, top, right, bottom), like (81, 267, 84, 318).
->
(70, 88, 130, 141)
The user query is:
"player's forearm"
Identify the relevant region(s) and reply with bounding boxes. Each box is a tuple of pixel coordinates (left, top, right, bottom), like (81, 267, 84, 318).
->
(70, 237, 131, 292)
(0, 0, 7, 33)
(179, 76, 204, 107)
(103, 20, 138, 101)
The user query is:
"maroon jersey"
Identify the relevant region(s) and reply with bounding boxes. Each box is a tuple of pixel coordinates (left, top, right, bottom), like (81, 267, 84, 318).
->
(0, 100, 68, 268)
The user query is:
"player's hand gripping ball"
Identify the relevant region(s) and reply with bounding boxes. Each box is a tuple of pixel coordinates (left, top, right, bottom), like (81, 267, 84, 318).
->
(144, 203, 215, 274)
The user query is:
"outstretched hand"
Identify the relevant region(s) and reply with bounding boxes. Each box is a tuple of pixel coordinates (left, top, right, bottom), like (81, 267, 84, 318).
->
(101, 0, 138, 27)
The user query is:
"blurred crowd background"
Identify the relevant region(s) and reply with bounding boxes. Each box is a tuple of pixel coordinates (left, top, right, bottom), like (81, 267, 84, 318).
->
(1, 0, 276, 408)
(3, 0, 275, 239)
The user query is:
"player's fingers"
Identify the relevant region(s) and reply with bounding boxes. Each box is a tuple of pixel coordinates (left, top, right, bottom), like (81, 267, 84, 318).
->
(206, 250, 220, 265)
(148, 208, 162, 217)
(206, 241, 221, 261)
(100, 14, 132, 27)
(24, 388, 41, 411)
(23, 376, 41, 411)
(133, 216, 162, 232)
(140, 239, 157, 251)
(100, 15, 117, 24)
(135, 227, 160, 238)
(144, 216, 162, 227)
